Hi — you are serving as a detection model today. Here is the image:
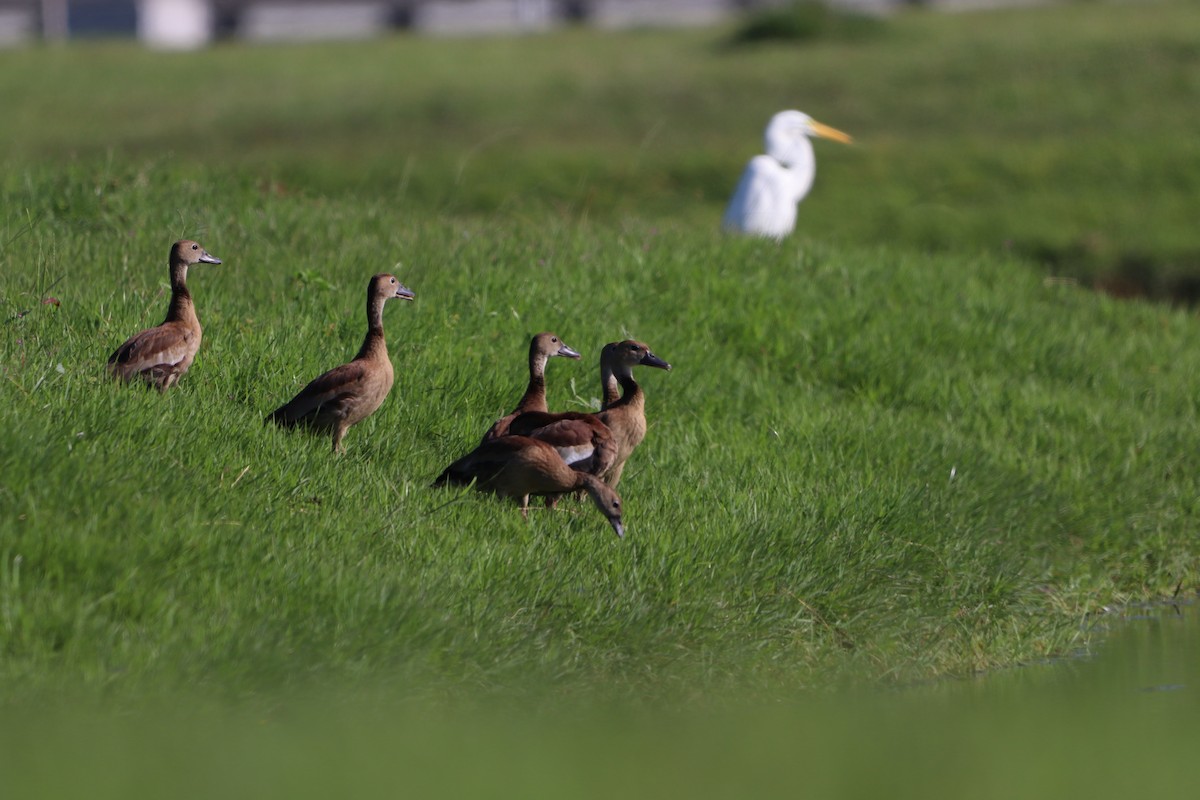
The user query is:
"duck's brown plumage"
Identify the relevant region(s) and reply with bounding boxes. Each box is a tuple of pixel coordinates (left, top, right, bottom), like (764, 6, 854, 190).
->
(507, 410, 618, 478)
(481, 332, 581, 443)
(439, 407, 616, 505)
(505, 340, 670, 488)
(267, 273, 414, 453)
(432, 435, 625, 537)
(592, 340, 671, 488)
(107, 240, 222, 391)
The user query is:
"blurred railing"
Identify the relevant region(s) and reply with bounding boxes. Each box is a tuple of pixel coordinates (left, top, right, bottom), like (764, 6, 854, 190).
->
(0, 0, 1040, 47)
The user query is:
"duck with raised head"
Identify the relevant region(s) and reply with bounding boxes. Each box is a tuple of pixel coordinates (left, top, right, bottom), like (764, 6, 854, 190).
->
(107, 239, 222, 391)
(505, 339, 669, 489)
(481, 332, 581, 443)
(591, 340, 671, 488)
(438, 335, 614, 488)
(432, 435, 625, 538)
(267, 273, 414, 453)
(508, 338, 676, 482)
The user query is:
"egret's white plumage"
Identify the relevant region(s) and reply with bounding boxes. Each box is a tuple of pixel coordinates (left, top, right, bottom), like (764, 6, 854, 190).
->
(722, 110, 851, 240)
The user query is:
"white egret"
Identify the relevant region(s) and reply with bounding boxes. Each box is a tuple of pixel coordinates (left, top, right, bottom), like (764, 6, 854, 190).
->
(722, 110, 852, 240)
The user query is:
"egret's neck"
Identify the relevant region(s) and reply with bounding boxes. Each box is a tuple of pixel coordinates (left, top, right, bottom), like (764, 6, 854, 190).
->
(775, 138, 815, 201)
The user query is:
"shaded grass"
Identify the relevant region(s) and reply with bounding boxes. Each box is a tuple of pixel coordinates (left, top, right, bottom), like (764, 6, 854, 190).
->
(2, 606, 1198, 799)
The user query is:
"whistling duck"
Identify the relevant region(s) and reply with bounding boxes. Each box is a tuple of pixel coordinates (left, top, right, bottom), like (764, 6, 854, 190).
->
(432, 435, 625, 537)
(437, 334, 610, 492)
(107, 239, 222, 390)
(509, 340, 670, 488)
(592, 340, 671, 488)
(267, 273, 414, 453)
(481, 332, 581, 442)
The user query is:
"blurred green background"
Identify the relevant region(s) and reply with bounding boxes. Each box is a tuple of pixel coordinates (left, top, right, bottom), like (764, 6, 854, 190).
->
(4, 0, 1199, 295)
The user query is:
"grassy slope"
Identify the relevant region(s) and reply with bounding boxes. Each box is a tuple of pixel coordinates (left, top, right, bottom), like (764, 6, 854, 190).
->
(0, 2, 1198, 708)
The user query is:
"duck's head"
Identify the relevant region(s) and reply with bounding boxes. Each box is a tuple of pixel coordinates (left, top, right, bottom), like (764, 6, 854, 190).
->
(582, 477, 625, 539)
(603, 340, 671, 374)
(372, 273, 416, 302)
(172, 240, 222, 266)
(531, 332, 581, 361)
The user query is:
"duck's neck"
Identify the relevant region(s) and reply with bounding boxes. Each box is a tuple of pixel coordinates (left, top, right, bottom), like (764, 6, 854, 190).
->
(356, 295, 388, 360)
(571, 471, 593, 493)
(605, 370, 643, 415)
(165, 261, 196, 324)
(517, 351, 549, 413)
(600, 360, 620, 410)
(575, 471, 606, 496)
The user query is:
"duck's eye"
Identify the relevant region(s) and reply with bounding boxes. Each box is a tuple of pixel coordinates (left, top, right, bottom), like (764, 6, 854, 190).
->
(191, 244, 198, 250)
(390, 277, 396, 283)
(552, 337, 558, 343)
(612, 500, 620, 509)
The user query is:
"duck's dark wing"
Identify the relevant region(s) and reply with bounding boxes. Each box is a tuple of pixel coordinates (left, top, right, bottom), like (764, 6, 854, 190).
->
(267, 361, 367, 427)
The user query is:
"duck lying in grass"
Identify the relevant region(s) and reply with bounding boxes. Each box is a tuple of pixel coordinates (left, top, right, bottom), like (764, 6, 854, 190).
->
(267, 273, 414, 454)
(481, 331, 581, 443)
(432, 435, 625, 538)
(107, 239, 222, 391)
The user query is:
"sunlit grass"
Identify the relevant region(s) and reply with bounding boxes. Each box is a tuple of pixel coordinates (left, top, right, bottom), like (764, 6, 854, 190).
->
(1, 5, 1199, 793)
(2, 166, 1197, 703)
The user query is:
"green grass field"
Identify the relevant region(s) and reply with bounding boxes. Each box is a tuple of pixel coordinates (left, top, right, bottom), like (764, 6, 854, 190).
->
(1, 0, 1199, 794)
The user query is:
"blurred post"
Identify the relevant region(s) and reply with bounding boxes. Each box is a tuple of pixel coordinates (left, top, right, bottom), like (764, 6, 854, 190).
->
(516, 0, 549, 27)
(137, 0, 215, 48)
(40, 0, 68, 39)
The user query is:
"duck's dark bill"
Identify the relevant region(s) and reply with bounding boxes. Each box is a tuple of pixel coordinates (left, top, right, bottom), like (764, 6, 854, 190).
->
(641, 352, 671, 371)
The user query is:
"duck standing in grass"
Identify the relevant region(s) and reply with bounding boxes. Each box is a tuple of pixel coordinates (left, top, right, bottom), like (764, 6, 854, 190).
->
(107, 239, 222, 391)
(434, 339, 668, 522)
(432, 435, 626, 538)
(435, 332, 615, 503)
(508, 339, 670, 489)
(592, 340, 672, 488)
(267, 273, 414, 454)
(481, 332, 581, 443)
